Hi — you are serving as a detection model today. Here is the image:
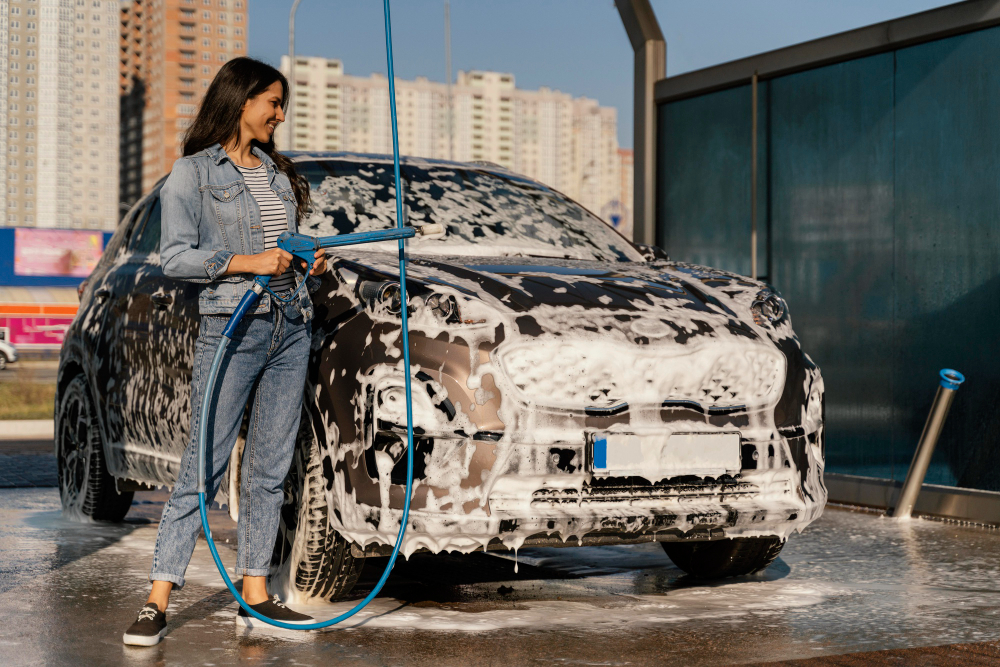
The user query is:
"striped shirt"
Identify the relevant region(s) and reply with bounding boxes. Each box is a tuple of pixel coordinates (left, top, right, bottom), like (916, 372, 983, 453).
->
(236, 162, 295, 292)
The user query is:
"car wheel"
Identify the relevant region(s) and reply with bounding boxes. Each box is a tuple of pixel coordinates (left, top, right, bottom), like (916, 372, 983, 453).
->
(0, 354, 7, 371)
(56, 375, 133, 521)
(661, 536, 784, 578)
(270, 408, 365, 601)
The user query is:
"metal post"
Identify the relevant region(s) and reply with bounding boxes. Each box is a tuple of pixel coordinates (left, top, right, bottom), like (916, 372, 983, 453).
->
(445, 0, 453, 160)
(891, 369, 966, 519)
(287, 0, 303, 149)
(751, 70, 758, 280)
(615, 0, 665, 246)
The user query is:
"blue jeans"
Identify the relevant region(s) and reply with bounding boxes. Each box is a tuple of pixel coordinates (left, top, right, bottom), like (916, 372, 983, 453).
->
(150, 300, 309, 588)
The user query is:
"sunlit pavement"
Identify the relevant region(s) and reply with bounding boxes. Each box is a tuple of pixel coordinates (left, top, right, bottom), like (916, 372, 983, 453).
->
(3, 484, 1000, 666)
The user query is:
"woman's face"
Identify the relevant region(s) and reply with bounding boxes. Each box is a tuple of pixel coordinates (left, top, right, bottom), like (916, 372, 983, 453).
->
(241, 80, 285, 144)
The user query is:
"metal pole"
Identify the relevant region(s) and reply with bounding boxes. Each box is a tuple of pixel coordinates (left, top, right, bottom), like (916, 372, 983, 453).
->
(445, 0, 453, 161)
(287, 0, 303, 149)
(891, 369, 966, 519)
(750, 70, 758, 281)
(615, 0, 665, 246)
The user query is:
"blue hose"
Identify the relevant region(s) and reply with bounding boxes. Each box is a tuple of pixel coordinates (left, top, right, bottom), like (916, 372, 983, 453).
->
(196, 0, 415, 630)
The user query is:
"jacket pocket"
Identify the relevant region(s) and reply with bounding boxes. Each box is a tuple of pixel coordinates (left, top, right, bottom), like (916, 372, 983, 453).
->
(206, 181, 245, 229)
(199, 281, 271, 316)
(201, 280, 237, 301)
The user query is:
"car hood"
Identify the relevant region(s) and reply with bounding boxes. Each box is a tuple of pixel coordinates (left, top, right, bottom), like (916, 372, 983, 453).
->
(333, 252, 783, 347)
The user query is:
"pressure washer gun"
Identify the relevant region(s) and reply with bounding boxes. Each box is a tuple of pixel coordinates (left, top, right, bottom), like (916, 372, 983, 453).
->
(221, 225, 441, 338)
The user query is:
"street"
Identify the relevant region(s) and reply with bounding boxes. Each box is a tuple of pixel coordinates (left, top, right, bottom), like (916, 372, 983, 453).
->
(0, 361, 59, 386)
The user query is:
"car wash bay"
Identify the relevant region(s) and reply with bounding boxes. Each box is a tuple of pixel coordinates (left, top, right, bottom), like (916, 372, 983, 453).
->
(656, 15, 1000, 492)
(3, 484, 1000, 666)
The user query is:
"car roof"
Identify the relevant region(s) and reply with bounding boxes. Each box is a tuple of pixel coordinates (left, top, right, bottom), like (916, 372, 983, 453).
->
(284, 151, 546, 189)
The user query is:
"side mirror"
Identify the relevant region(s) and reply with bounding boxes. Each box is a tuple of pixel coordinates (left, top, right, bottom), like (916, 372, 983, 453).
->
(634, 243, 670, 262)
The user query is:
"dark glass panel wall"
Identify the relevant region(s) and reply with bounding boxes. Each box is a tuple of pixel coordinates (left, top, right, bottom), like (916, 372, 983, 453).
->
(657, 28, 1000, 489)
(769, 54, 897, 479)
(658, 85, 768, 278)
(893, 29, 1000, 490)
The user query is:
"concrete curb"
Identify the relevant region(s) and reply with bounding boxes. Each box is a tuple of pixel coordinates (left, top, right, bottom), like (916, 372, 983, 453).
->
(826, 472, 1000, 526)
(0, 420, 54, 440)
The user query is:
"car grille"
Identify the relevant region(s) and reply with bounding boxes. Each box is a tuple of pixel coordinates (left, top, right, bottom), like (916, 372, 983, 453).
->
(530, 476, 761, 506)
(497, 341, 785, 410)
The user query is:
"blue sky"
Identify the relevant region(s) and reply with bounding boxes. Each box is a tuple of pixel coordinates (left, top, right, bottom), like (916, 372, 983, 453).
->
(247, 1, 957, 148)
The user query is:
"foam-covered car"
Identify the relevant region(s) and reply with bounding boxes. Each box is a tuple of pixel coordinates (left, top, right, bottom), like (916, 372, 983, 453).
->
(56, 154, 826, 601)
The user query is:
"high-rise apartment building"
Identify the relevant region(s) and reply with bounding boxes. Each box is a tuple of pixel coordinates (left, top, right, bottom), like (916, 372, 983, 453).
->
(1, 6, 7, 221)
(278, 56, 623, 225)
(120, 0, 246, 208)
(0, 0, 120, 230)
(613, 148, 634, 238)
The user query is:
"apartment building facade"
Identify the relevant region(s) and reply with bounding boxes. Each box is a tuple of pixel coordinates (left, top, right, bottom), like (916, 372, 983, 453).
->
(119, 0, 246, 208)
(1, 0, 120, 230)
(278, 56, 625, 226)
(612, 147, 633, 238)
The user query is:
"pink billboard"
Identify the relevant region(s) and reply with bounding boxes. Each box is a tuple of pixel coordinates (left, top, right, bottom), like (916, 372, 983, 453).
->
(0, 315, 75, 348)
(14, 228, 104, 277)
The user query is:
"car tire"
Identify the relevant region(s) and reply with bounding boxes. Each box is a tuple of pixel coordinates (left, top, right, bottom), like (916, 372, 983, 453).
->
(0, 354, 7, 371)
(270, 408, 365, 601)
(661, 536, 784, 578)
(56, 375, 133, 521)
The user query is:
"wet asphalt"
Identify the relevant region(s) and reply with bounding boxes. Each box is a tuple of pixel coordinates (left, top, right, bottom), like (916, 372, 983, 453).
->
(3, 447, 1000, 665)
(0, 441, 56, 489)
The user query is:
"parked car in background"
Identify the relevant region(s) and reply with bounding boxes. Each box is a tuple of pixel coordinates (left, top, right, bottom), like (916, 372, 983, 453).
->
(0, 338, 18, 371)
(56, 153, 826, 601)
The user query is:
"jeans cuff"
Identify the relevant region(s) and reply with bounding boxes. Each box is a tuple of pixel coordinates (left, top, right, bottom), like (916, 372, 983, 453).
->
(234, 566, 270, 578)
(150, 572, 186, 589)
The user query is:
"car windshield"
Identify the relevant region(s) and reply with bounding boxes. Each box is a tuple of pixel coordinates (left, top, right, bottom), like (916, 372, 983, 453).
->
(295, 159, 643, 262)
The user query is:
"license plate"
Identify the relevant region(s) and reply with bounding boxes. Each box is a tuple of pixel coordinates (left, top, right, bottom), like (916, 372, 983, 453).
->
(590, 432, 741, 478)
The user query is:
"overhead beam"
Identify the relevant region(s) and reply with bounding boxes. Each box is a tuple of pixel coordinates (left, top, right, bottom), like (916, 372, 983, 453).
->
(616, 0, 665, 247)
(655, 0, 1000, 104)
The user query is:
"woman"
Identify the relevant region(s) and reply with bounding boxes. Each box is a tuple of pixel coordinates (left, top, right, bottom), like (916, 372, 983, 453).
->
(123, 57, 326, 646)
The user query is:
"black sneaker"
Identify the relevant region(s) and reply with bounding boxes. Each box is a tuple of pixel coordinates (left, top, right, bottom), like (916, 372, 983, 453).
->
(236, 594, 314, 629)
(122, 602, 167, 646)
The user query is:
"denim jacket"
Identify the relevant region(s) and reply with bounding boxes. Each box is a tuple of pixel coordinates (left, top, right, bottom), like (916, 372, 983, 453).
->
(160, 143, 315, 320)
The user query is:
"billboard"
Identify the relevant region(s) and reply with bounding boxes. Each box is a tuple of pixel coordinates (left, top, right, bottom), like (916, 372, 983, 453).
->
(13, 229, 104, 278)
(0, 315, 75, 348)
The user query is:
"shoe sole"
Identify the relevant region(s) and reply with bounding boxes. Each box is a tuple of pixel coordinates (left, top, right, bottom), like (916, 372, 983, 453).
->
(236, 614, 314, 630)
(122, 627, 167, 647)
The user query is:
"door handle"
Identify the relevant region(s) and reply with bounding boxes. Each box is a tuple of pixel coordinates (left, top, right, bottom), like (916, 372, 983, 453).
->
(151, 292, 174, 308)
(95, 288, 111, 302)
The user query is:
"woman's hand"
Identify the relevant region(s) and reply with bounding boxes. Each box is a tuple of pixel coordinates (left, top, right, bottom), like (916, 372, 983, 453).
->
(225, 249, 293, 277)
(306, 249, 327, 276)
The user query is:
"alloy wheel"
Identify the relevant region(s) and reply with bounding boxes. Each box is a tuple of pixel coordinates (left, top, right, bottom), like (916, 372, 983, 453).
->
(57, 384, 92, 512)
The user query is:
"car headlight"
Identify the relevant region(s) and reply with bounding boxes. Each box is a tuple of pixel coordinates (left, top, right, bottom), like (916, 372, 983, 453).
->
(358, 280, 403, 315)
(751, 289, 787, 327)
(357, 280, 465, 325)
(424, 292, 460, 322)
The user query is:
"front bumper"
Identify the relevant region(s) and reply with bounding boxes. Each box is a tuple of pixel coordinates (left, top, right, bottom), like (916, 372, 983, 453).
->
(336, 366, 827, 557)
(336, 436, 826, 558)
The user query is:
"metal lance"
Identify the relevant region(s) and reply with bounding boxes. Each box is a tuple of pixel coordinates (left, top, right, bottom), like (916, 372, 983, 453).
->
(891, 369, 965, 519)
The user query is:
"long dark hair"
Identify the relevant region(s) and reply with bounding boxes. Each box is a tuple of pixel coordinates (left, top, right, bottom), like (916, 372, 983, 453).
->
(183, 57, 310, 221)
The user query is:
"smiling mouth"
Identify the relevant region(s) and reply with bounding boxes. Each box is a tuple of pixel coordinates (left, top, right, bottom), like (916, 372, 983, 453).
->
(266, 121, 278, 132)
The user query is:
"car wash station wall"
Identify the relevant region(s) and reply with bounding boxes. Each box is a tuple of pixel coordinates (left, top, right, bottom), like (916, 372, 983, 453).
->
(656, 22, 1000, 491)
